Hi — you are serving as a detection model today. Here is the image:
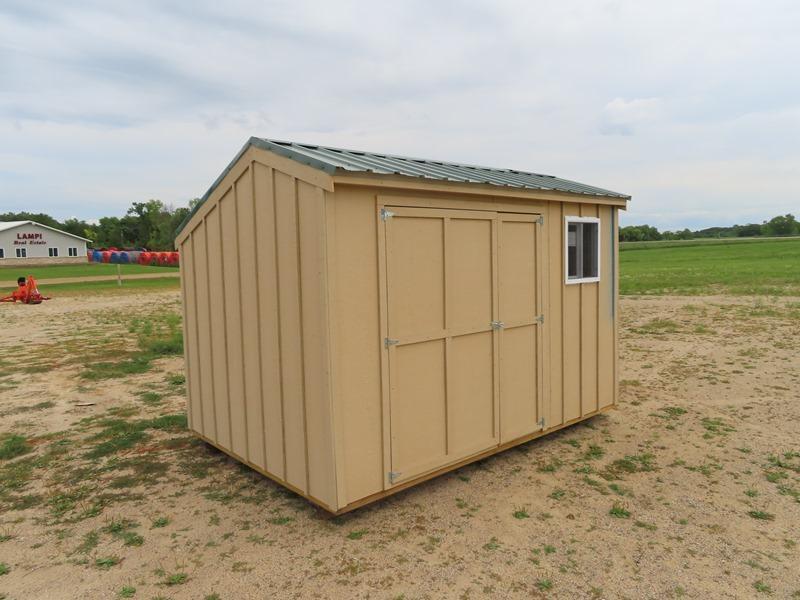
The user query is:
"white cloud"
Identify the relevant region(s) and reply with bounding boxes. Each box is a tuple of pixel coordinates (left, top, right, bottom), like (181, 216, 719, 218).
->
(1, 0, 799, 230)
(599, 98, 663, 135)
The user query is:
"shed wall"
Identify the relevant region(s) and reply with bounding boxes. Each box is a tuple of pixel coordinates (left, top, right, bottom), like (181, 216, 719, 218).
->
(179, 154, 337, 510)
(327, 186, 618, 508)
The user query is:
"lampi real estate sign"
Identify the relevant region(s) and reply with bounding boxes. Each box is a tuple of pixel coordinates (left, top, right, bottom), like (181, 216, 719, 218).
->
(14, 232, 47, 245)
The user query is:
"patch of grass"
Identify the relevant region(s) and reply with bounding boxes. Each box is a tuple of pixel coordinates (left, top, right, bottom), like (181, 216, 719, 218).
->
(137, 391, 163, 406)
(660, 406, 687, 418)
(538, 459, 562, 473)
(512, 507, 530, 519)
(119, 586, 136, 598)
(602, 453, 657, 479)
(747, 510, 775, 521)
(0, 434, 32, 460)
(609, 503, 631, 519)
(82, 355, 153, 380)
(584, 444, 605, 460)
(548, 489, 566, 500)
(167, 373, 186, 386)
(701, 417, 735, 437)
(268, 515, 294, 526)
(95, 556, 121, 570)
(152, 516, 170, 528)
(753, 580, 772, 594)
(0, 563, 9, 576)
(84, 413, 187, 459)
(482, 537, 500, 551)
(633, 318, 680, 334)
(535, 579, 553, 591)
(634, 520, 657, 531)
(164, 572, 188, 586)
(347, 529, 367, 540)
(75, 530, 100, 554)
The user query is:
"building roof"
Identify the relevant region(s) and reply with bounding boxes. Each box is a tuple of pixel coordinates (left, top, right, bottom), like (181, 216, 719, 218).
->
(253, 138, 630, 199)
(0, 220, 91, 242)
(177, 136, 630, 237)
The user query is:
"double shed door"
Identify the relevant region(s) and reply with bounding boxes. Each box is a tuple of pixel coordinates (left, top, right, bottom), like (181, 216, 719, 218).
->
(383, 206, 543, 485)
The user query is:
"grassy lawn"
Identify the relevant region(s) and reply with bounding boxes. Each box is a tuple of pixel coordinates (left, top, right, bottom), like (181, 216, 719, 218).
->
(620, 237, 800, 295)
(0, 276, 180, 296)
(0, 263, 178, 280)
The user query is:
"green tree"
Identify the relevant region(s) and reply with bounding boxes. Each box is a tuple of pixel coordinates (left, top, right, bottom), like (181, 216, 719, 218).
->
(763, 214, 798, 236)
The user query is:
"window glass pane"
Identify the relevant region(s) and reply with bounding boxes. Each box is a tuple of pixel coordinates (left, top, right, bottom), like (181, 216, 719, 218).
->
(582, 223, 598, 278)
(567, 223, 578, 277)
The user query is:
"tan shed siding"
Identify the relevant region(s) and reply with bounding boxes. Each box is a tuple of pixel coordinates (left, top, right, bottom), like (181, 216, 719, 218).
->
(273, 171, 309, 493)
(253, 163, 286, 479)
(180, 235, 202, 433)
(580, 204, 599, 416)
(546, 201, 616, 426)
(192, 224, 217, 438)
(205, 205, 233, 449)
(328, 188, 385, 505)
(597, 205, 615, 409)
(235, 167, 267, 470)
(297, 181, 337, 507)
(561, 202, 582, 422)
(547, 202, 564, 427)
(219, 191, 248, 460)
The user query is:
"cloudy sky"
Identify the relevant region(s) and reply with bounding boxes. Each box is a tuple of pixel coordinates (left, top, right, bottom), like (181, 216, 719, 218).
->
(1, 1, 798, 229)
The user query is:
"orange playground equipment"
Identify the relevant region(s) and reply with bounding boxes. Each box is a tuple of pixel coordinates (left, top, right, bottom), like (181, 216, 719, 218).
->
(1, 276, 50, 304)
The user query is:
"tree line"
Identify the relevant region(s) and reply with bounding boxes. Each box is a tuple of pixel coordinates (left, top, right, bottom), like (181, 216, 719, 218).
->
(619, 214, 799, 242)
(1, 199, 199, 251)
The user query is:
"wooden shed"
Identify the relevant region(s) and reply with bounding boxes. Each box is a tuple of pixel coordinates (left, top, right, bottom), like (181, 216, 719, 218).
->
(175, 137, 630, 514)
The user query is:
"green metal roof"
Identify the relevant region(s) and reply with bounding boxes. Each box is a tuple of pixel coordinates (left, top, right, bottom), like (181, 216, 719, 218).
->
(176, 137, 629, 238)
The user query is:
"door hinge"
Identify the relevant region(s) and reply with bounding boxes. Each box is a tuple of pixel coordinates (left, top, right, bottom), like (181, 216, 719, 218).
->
(538, 417, 546, 429)
(490, 320, 505, 330)
(380, 208, 395, 221)
(536, 215, 544, 225)
(388, 471, 402, 484)
(535, 314, 544, 325)
(384, 338, 399, 348)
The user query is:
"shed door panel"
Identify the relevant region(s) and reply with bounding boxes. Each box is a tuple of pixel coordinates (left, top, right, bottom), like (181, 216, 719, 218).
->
(385, 208, 498, 483)
(384, 207, 542, 486)
(498, 216, 543, 442)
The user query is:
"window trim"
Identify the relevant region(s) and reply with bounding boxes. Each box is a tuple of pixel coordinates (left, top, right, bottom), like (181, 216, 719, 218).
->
(16, 247, 27, 258)
(0, 248, 4, 259)
(49, 247, 59, 257)
(68, 247, 78, 257)
(564, 216, 601, 285)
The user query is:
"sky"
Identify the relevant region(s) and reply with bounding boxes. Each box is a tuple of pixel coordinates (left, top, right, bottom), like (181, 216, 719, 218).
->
(1, 0, 798, 230)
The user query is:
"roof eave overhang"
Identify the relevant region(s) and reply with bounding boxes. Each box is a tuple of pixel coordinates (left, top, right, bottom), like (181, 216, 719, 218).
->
(331, 171, 631, 207)
(0, 221, 91, 242)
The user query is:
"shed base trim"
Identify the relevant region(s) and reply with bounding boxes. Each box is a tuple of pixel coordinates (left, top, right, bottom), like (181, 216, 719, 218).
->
(192, 403, 615, 515)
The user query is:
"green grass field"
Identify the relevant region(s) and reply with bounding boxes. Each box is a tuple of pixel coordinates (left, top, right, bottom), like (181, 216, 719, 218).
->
(0, 263, 179, 280)
(1, 277, 180, 296)
(620, 237, 800, 295)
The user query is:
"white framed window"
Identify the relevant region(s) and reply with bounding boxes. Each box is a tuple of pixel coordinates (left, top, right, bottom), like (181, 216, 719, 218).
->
(0, 248, 4, 259)
(565, 216, 600, 284)
(16, 248, 27, 258)
(68, 247, 78, 257)
(49, 247, 59, 257)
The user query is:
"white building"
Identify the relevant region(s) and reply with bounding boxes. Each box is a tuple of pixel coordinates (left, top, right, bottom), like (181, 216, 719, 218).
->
(0, 221, 90, 265)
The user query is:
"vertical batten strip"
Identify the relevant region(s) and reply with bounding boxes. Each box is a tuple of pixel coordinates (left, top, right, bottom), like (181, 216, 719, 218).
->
(201, 218, 218, 439)
(270, 168, 289, 481)
(185, 233, 203, 433)
(234, 175, 250, 463)
(294, 178, 311, 494)
(250, 162, 269, 470)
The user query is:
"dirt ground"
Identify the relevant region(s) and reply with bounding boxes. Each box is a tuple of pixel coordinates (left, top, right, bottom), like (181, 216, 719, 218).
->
(1, 291, 798, 600)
